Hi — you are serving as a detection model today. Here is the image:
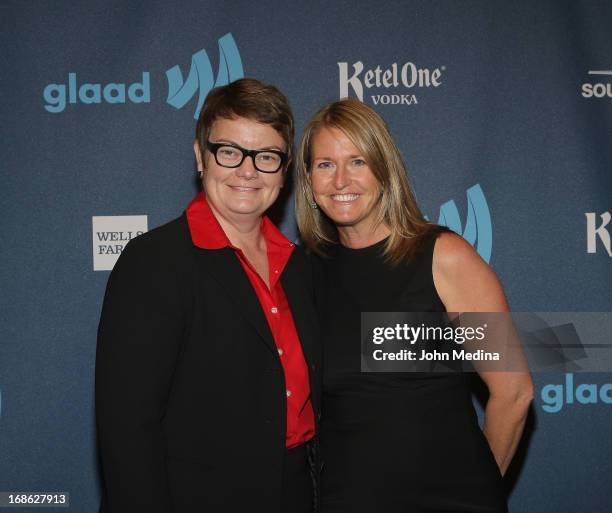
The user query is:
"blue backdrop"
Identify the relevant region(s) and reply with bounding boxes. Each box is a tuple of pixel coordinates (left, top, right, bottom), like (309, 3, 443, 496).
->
(2, 1, 611, 511)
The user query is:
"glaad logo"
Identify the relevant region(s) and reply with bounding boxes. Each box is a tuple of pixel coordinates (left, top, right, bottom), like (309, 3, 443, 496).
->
(338, 61, 444, 105)
(92, 215, 148, 271)
(585, 212, 612, 256)
(166, 33, 244, 119)
(541, 373, 612, 413)
(43, 73, 150, 113)
(42, 33, 243, 116)
(581, 70, 612, 98)
(434, 184, 492, 263)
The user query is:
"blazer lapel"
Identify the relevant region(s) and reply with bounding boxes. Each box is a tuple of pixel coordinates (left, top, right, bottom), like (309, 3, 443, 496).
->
(281, 258, 318, 370)
(193, 247, 277, 354)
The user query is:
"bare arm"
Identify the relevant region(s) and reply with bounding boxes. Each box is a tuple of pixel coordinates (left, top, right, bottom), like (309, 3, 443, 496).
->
(432, 232, 533, 476)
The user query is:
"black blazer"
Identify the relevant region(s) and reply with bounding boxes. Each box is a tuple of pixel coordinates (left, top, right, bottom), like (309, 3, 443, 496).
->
(95, 213, 321, 513)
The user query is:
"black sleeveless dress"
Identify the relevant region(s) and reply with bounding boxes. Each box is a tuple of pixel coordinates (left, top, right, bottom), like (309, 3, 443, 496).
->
(316, 234, 507, 513)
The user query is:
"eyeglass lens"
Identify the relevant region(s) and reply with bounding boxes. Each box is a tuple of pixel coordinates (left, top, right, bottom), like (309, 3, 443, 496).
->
(215, 145, 282, 172)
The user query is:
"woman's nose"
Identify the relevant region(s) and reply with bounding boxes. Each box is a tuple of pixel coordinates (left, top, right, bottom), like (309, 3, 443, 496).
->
(333, 165, 350, 189)
(235, 155, 259, 179)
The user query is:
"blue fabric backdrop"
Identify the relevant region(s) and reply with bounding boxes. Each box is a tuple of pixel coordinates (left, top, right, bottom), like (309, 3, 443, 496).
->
(2, 1, 611, 511)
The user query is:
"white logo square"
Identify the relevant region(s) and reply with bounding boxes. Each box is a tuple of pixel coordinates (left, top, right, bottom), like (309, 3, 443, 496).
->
(92, 215, 148, 271)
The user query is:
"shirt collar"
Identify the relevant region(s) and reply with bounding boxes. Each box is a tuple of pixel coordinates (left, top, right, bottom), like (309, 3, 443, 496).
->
(185, 192, 295, 253)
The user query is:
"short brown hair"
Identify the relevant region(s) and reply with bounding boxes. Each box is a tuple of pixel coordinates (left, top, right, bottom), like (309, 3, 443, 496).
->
(195, 78, 294, 171)
(296, 99, 441, 265)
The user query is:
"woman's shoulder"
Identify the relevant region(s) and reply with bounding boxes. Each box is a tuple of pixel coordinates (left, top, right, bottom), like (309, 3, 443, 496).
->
(111, 214, 192, 279)
(432, 231, 507, 311)
(432, 230, 489, 290)
(125, 215, 189, 253)
(432, 230, 482, 270)
(101, 215, 195, 322)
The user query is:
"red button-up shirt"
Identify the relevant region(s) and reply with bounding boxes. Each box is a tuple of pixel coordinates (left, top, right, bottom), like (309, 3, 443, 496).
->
(186, 193, 315, 449)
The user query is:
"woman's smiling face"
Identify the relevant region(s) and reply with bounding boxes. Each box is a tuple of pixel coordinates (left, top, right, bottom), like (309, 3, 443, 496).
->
(195, 116, 286, 223)
(310, 126, 382, 233)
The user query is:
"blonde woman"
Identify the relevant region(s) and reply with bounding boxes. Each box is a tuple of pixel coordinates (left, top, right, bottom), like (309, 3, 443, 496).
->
(296, 99, 533, 513)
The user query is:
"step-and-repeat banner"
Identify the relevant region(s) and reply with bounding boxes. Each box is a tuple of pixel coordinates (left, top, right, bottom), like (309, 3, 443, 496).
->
(2, 1, 611, 511)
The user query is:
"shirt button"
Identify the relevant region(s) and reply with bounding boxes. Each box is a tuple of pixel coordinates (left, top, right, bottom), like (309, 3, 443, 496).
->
(286, 390, 292, 397)
(271, 307, 278, 314)
(274, 269, 279, 274)
(278, 348, 284, 356)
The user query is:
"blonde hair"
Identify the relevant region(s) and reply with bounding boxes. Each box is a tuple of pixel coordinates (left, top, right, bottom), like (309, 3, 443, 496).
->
(296, 99, 440, 265)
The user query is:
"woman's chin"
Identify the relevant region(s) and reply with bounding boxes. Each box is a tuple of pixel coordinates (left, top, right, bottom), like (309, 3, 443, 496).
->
(222, 198, 268, 218)
(328, 216, 360, 228)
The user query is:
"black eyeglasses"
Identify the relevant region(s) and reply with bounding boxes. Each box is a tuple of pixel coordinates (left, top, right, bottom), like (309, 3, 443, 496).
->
(206, 141, 287, 173)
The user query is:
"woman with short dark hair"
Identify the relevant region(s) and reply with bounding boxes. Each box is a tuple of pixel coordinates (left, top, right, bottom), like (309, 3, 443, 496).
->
(96, 78, 320, 513)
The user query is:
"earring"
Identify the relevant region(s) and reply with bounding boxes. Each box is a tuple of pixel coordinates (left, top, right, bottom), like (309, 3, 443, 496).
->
(310, 201, 318, 209)
(198, 170, 203, 179)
